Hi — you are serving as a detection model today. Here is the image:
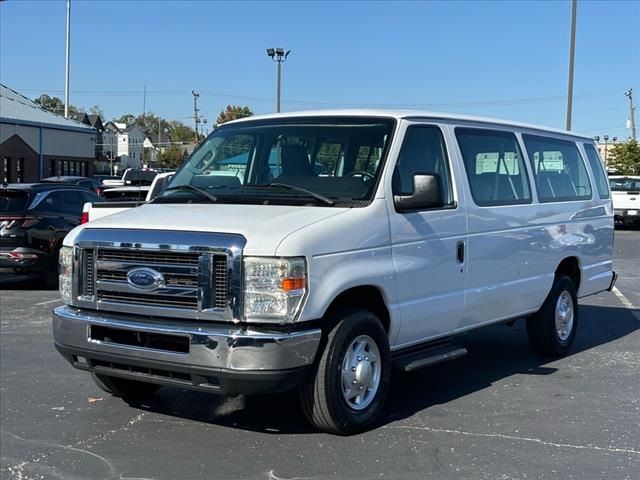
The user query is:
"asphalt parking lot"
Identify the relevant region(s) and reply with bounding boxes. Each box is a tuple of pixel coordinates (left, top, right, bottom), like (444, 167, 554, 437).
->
(1, 230, 638, 480)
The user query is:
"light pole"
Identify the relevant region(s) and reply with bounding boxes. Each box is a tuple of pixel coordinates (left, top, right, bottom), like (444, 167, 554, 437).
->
(565, 0, 578, 130)
(64, 0, 71, 118)
(603, 135, 609, 166)
(266, 48, 291, 113)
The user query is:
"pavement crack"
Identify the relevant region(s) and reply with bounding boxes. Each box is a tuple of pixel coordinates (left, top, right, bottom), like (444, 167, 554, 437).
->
(385, 424, 640, 455)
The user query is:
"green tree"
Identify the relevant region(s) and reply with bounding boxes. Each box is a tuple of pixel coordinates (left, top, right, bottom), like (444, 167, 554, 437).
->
(158, 145, 188, 169)
(89, 105, 104, 117)
(608, 140, 640, 175)
(216, 105, 253, 125)
(34, 94, 81, 115)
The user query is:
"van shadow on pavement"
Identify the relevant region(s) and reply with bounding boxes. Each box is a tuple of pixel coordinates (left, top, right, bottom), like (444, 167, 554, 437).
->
(127, 303, 638, 435)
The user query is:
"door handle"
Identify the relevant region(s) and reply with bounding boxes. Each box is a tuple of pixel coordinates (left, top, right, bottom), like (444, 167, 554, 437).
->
(456, 241, 465, 264)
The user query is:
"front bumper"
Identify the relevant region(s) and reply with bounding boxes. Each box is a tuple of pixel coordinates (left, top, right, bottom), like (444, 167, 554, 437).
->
(53, 306, 322, 395)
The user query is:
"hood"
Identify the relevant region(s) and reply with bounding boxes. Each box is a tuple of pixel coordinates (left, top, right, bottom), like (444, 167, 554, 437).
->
(65, 203, 349, 256)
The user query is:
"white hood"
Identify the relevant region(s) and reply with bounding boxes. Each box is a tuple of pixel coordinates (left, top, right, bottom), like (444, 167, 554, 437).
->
(65, 203, 350, 256)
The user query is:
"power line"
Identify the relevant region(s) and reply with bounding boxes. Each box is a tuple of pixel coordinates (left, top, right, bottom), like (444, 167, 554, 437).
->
(17, 87, 624, 109)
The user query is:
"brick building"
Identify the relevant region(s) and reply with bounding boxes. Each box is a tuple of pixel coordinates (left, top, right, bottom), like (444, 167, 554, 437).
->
(0, 84, 96, 183)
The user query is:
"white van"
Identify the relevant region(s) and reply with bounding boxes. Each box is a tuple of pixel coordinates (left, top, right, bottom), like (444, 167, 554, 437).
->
(53, 110, 616, 434)
(608, 175, 640, 227)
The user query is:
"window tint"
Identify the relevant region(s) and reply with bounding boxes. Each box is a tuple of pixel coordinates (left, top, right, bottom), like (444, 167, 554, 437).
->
(583, 143, 610, 199)
(522, 135, 592, 202)
(57, 191, 85, 214)
(455, 128, 531, 206)
(392, 126, 454, 206)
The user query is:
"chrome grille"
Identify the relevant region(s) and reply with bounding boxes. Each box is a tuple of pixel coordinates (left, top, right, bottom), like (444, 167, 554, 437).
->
(86, 248, 229, 316)
(72, 229, 245, 322)
(98, 291, 199, 308)
(83, 250, 95, 296)
(97, 249, 200, 265)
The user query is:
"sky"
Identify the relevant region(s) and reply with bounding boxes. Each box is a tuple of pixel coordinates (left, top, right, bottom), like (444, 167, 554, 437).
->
(1, 0, 639, 139)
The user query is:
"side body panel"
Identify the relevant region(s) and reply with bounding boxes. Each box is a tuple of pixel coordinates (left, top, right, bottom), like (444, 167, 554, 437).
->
(384, 120, 468, 348)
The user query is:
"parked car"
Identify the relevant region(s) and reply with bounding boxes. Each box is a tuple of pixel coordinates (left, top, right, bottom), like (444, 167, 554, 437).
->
(41, 176, 102, 194)
(52, 110, 615, 434)
(1, 183, 103, 286)
(82, 172, 174, 223)
(97, 169, 158, 196)
(608, 175, 640, 228)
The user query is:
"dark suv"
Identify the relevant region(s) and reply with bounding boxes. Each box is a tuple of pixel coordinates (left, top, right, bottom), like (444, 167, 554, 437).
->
(0, 183, 103, 287)
(41, 176, 102, 194)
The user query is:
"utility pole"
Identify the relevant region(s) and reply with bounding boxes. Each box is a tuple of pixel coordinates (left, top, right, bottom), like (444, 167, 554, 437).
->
(64, 0, 71, 118)
(565, 0, 577, 130)
(143, 84, 147, 117)
(192, 90, 200, 143)
(626, 89, 637, 141)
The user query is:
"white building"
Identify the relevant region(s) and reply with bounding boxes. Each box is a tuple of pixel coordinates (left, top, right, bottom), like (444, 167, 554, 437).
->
(115, 124, 145, 171)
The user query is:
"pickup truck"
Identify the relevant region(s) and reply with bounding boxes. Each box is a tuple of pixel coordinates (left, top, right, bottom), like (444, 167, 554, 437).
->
(53, 110, 615, 434)
(83, 172, 173, 224)
(609, 175, 640, 227)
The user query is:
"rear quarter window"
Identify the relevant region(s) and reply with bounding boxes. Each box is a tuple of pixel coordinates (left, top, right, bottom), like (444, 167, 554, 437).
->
(522, 135, 592, 202)
(0, 190, 29, 211)
(582, 144, 610, 199)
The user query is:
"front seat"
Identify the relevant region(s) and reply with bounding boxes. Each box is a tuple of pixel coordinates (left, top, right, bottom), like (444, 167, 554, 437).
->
(279, 145, 315, 177)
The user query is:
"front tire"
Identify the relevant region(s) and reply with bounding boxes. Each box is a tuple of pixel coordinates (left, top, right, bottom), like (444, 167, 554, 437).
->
(91, 373, 160, 399)
(526, 275, 578, 357)
(299, 309, 391, 435)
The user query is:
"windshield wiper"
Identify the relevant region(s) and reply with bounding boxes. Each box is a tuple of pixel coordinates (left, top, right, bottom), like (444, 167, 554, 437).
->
(259, 182, 335, 206)
(164, 184, 218, 202)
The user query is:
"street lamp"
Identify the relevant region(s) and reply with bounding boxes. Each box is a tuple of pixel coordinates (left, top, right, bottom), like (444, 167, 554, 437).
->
(604, 135, 609, 166)
(266, 47, 291, 113)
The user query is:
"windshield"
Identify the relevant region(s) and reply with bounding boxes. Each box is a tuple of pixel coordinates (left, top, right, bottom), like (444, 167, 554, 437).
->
(160, 117, 395, 207)
(0, 190, 29, 212)
(609, 177, 640, 192)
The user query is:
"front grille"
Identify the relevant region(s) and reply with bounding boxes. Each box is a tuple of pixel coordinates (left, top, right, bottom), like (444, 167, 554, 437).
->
(99, 291, 199, 308)
(83, 250, 95, 296)
(82, 247, 229, 315)
(97, 249, 200, 265)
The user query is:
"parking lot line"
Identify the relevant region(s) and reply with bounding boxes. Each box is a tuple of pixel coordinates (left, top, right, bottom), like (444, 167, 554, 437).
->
(612, 286, 640, 321)
(34, 298, 63, 306)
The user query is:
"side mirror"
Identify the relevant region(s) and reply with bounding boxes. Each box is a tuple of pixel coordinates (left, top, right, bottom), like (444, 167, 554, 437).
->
(394, 173, 445, 212)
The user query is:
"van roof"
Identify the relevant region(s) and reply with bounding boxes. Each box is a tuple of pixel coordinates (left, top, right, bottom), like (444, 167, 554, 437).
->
(224, 109, 594, 141)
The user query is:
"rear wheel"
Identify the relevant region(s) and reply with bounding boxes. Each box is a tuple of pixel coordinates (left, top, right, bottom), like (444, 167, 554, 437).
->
(298, 308, 391, 435)
(91, 373, 160, 399)
(526, 275, 578, 357)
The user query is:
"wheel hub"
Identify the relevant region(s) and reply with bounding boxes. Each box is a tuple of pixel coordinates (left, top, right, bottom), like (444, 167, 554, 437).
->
(341, 335, 381, 411)
(555, 290, 574, 341)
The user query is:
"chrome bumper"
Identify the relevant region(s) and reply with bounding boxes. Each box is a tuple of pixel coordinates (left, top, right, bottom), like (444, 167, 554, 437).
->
(53, 306, 322, 394)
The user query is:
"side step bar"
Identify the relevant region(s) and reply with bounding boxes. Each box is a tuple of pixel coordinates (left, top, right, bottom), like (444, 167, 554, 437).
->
(392, 342, 467, 372)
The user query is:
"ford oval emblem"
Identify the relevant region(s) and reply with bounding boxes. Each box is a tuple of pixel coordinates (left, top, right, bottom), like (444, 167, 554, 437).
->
(127, 267, 165, 291)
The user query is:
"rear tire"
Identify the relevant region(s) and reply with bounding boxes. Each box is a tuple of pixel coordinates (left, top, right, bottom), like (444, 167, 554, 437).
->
(526, 275, 578, 357)
(298, 308, 390, 435)
(91, 373, 160, 399)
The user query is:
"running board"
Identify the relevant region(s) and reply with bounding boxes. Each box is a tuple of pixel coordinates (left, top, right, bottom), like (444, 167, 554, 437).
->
(392, 343, 468, 372)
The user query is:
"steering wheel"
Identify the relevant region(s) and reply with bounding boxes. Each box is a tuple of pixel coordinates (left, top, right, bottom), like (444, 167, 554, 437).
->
(347, 170, 374, 181)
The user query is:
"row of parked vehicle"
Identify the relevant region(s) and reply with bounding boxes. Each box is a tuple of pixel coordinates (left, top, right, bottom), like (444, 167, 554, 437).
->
(0, 169, 173, 286)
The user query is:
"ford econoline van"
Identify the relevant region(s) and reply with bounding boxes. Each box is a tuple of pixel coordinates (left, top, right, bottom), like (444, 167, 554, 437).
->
(53, 110, 616, 434)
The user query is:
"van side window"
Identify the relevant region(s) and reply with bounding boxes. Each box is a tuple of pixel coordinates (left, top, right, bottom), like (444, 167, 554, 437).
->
(522, 135, 592, 202)
(583, 143, 610, 199)
(455, 128, 531, 206)
(392, 126, 454, 206)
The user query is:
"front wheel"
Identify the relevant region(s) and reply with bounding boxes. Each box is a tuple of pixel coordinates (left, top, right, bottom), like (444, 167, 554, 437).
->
(91, 373, 160, 400)
(526, 275, 578, 357)
(298, 309, 391, 435)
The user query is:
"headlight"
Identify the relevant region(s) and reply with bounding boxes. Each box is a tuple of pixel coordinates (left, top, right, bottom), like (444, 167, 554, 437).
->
(243, 257, 306, 323)
(59, 246, 74, 304)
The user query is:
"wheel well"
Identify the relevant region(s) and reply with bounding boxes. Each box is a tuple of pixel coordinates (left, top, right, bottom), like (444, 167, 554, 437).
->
(556, 257, 581, 290)
(323, 286, 390, 333)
